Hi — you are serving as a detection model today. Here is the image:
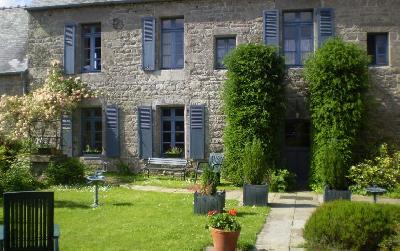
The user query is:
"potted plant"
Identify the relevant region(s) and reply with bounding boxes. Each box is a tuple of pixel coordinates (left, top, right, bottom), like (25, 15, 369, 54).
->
(194, 165, 225, 214)
(321, 140, 351, 202)
(164, 147, 183, 158)
(242, 138, 269, 206)
(207, 209, 241, 251)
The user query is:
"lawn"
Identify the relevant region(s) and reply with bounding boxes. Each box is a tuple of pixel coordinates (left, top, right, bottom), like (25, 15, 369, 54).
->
(105, 172, 240, 191)
(0, 186, 268, 250)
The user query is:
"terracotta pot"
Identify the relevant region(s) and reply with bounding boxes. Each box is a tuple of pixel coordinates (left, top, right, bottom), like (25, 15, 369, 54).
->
(210, 227, 240, 251)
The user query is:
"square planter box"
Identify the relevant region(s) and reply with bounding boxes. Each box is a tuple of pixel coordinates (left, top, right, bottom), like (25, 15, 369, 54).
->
(243, 184, 268, 206)
(194, 190, 226, 214)
(323, 186, 351, 202)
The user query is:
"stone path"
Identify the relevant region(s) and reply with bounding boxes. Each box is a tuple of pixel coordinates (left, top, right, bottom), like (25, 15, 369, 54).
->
(122, 185, 400, 251)
(255, 192, 319, 251)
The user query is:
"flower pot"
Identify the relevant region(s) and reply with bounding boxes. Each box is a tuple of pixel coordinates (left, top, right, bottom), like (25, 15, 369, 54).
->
(323, 186, 351, 202)
(243, 184, 268, 206)
(210, 227, 240, 251)
(193, 191, 225, 214)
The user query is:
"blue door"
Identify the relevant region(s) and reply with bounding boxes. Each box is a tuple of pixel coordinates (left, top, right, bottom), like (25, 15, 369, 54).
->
(284, 119, 310, 189)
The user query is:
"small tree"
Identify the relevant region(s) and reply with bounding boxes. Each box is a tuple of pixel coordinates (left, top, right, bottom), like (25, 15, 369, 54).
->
(242, 138, 269, 185)
(304, 38, 370, 190)
(223, 44, 285, 185)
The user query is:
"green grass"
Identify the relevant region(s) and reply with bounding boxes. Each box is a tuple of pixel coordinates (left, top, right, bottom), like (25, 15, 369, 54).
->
(105, 172, 240, 191)
(0, 187, 268, 250)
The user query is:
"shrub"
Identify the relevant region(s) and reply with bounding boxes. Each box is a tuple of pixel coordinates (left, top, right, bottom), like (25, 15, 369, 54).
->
(304, 38, 370, 190)
(1, 157, 37, 192)
(45, 158, 86, 185)
(269, 169, 296, 192)
(223, 44, 285, 185)
(348, 143, 400, 194)
(116, 160, 131, 175)
(200, 165, 219, 195)
(304, 200, 400, 250)
(242, 138, 268, 185)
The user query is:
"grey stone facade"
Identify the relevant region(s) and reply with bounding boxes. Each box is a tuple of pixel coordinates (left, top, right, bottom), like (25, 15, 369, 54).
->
(22, 0, 400, 170)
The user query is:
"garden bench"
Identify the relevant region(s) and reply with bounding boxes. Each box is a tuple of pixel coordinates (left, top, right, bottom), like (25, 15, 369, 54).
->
(144, 158, 191, 180)
(0, 191, 60, 251)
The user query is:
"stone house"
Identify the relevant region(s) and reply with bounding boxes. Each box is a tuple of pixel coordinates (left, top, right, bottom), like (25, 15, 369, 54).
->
(0, 7, 29, 96)
(1, 0, 400, 184)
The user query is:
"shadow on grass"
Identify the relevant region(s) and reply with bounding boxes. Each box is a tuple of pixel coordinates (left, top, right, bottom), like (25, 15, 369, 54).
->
(237, 211, 258, 217)
(241, 243, 256, 251)
(112, 202, 134, 207)
(54, 200, 91, 209)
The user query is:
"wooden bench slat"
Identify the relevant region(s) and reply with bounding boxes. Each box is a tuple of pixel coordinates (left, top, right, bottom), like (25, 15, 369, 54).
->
(144, 158, 190, 180)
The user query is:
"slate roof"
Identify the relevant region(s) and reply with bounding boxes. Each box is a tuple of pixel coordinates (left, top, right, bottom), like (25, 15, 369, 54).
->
(0, 8, 28, 74)
(26, 0, 169, 10)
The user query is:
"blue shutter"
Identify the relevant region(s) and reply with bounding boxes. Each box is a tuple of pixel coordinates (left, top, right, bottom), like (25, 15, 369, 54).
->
(106, 105, 120, 157)
(64, 24, 76, 74)
(142, 17, 156, 71)
(263, 10, 280, 48)
(61, 114, 73, 157)
(318, 8, 335, 46)
(138, 106, 153, 159)
(189, 105, 205, 160)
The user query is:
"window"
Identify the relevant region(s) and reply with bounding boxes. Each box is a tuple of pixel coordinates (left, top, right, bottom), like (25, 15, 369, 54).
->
(161, 18, 184, 69)
(215, 37, 236, 69)
(161, 107, 184, 157)
(82, 24, 101, 72)
(283, 11, 313, 66)
(367, 33, 388, 66)
(82, 108, 102, 154)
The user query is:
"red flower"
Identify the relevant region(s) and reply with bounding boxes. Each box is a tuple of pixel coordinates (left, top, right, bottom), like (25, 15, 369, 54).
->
(208, 210, 218, 216)
(228, 209, 237, 216)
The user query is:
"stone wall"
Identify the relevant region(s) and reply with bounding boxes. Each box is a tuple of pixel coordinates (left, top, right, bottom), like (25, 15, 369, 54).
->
(0, 73, 25, 96)
(26, 0, 400, 169)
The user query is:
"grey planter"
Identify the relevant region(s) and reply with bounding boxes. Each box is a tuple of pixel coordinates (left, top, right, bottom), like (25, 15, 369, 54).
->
(323, 186, 351, 202)
(193, 190, 226, 214)
(243, 184, 268, 206)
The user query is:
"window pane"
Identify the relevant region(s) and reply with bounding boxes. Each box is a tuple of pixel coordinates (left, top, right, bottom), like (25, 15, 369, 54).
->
(162, 56, 171, 68)
(300, 12, 312, 22)
(163, 132, 171, 142)
(284, 12, 296, 22)
(376, 55, 387, 65)
(95, 133, 102, 142)
(175, 108, 184, 116)
(94, 108, 102, 117)
(163, 121, 171, 131)
(284, 40, 296, 52)
(162, 19, 172, 29)
(175, 143, 184, 151)
(284, 26, 297, 39)
(162, 109, 171, 117)
(163, 144, 171, 153)
(94, 25, 101, 33)
(95, 37, 101, 48)
(228, 38, 236, 50)
(175, 132, 184, 142)
(175, 121, 184, 131)
(82, 25, 91, 34)
(95, 121, 102, 131)
(301, 52, 312, 64)
(94, 60, 101, 71)
(84, 49, 90, 61)
(94, 49, 101, 59)
(285, 52, 296, 65)
(300, 39, 312, 52)
(83, 38, 90, 49)
(301, 25, 312, 38)
(175, 18, 184, 29)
